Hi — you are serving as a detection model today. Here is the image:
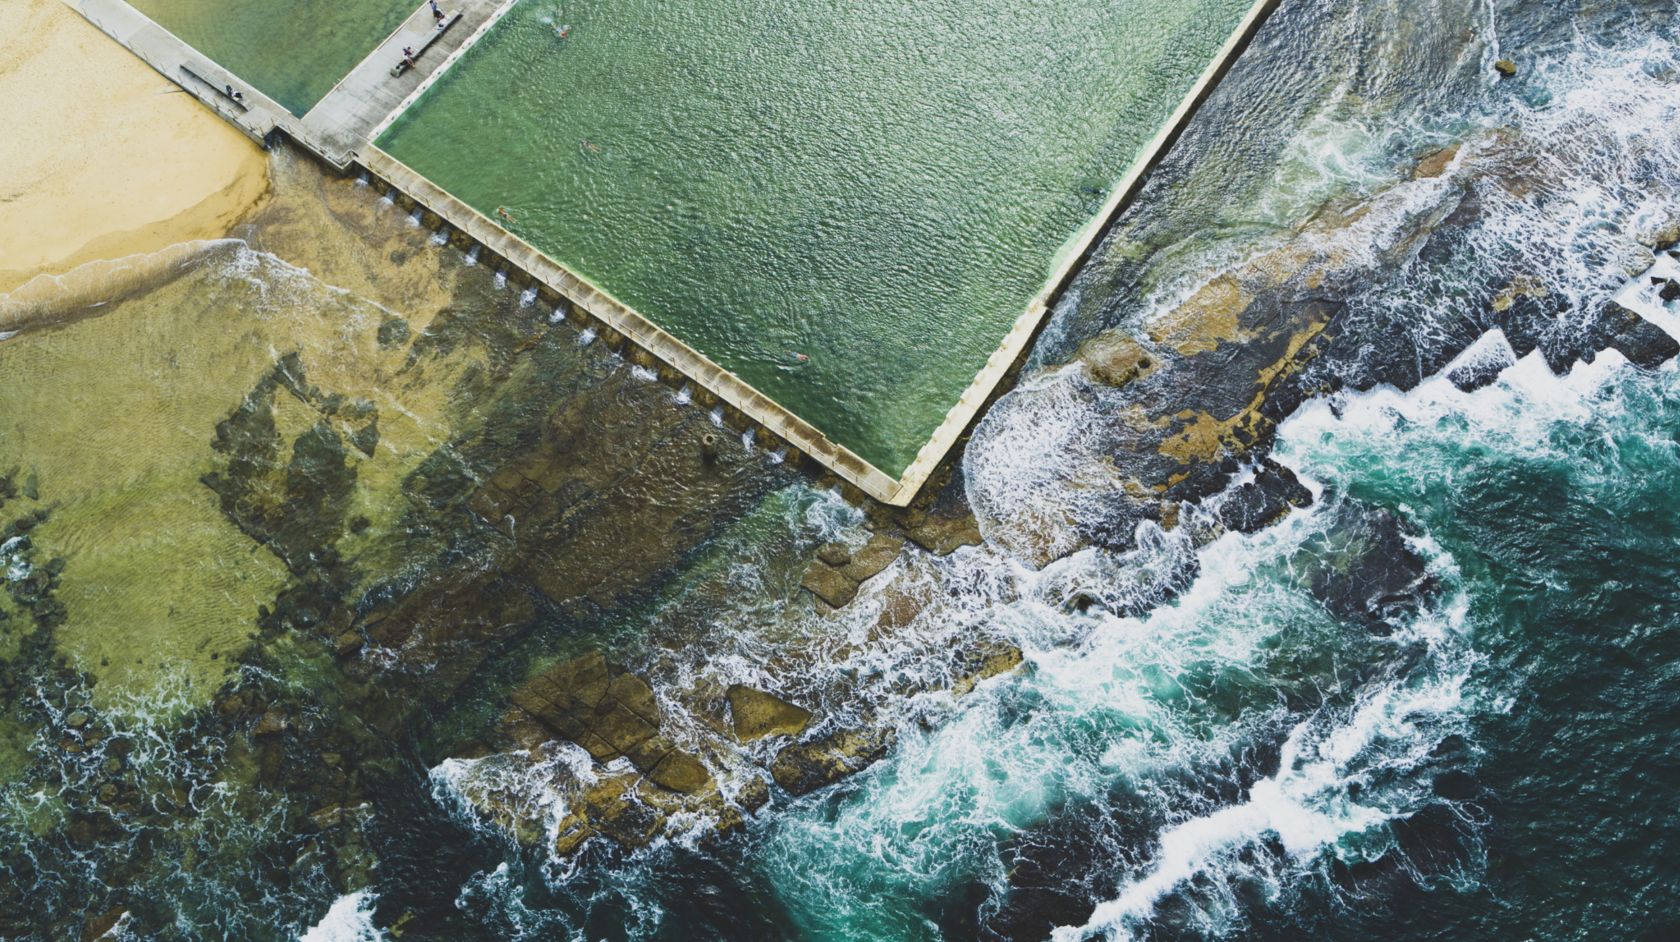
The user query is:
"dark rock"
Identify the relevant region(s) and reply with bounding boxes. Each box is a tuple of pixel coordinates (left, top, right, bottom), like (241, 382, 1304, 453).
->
(1601, 301, 1680, 368)
(1661, 279, 1680, 303)
(726, 684, 813, 741)
(736, 776, 770, 813)
(1214, 460, 1314, 535)
(348, 416, 380, 458)
(1444, 331, 1519, 392)
(376, 317, 411, 348)
(771, 726, 896, 796)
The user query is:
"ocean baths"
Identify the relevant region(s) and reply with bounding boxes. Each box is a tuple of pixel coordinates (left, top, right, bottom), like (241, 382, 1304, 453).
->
(71, 0, 1277, 502)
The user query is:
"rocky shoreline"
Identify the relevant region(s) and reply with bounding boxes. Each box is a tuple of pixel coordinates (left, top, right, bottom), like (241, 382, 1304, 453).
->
(1, 61, 1677, 939)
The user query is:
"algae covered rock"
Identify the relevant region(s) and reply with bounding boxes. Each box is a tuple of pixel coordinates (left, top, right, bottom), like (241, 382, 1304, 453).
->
(726, 685, 813, 741)
(507, 652, 716, 793)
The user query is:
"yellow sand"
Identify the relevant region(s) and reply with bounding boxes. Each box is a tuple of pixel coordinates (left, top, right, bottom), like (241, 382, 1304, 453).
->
(0, 0, 270, 292)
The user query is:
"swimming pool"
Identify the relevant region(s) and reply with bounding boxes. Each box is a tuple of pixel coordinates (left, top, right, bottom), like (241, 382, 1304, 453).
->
(378, 0, 1262, 477)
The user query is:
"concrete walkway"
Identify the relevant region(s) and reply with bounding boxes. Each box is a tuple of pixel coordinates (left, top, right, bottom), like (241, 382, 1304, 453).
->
(300, 0, 513, 165)
(68, 0, 513, 168)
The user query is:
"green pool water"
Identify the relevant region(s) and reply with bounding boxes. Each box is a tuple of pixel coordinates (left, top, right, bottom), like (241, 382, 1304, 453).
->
(380, 0, 1258, 475)
(127, 0, 420, 115)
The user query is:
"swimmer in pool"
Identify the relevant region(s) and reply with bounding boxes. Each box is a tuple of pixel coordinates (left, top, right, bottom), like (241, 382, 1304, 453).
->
(496, 206, 515, 222)
(787, 351, 809, 364)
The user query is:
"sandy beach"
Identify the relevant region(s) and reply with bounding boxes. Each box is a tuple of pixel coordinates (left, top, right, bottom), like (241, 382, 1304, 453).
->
(0, 0, 270, 293)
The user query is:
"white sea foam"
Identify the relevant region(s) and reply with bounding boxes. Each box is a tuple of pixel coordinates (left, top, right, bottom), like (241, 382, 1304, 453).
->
(299, 891, 384, 942)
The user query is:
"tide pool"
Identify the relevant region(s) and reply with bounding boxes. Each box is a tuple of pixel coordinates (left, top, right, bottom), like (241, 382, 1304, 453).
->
(379, 0, 1261, 475)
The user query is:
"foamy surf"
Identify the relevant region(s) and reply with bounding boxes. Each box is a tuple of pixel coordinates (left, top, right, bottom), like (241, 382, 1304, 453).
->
(299, 891, 384, 942)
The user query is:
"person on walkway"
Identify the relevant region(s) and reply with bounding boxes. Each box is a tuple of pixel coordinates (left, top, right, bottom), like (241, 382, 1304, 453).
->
(431, 1, 447, 26)
(401, 46, 418, 69)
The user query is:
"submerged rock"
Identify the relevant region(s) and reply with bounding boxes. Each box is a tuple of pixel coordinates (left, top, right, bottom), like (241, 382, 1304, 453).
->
(1300, 504, 1439, 632)
(726, 684, 813, 741)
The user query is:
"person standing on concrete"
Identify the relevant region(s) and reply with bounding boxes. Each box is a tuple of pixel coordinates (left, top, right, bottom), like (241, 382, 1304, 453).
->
(430, 0, 446, 26)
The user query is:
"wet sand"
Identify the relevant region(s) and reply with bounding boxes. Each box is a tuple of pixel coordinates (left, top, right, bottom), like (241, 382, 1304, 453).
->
(0, 0, 270, 293)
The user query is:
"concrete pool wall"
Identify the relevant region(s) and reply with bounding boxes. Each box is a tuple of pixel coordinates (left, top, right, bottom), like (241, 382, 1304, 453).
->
(65, 0, 1281, 506)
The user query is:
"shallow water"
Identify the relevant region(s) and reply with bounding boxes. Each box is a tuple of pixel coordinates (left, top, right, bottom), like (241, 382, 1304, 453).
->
(379, 0, 1258, 474)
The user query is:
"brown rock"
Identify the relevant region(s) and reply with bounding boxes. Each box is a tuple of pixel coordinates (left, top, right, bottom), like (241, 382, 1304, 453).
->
(905, 512, 983, 556)
(253, 709, 288, 737)
(816, 542, 852, 567)
(623, 733, 675, 773)
(554, 776, 668, 854)
(952, 644, 1026, 696)
(608, 672, 662, 726)
(736, 775, 771, 813)
(591, 707, 659, 755)
(771, 727, 896, 796)
(507, 653, 670, 764)
(874, 587, 927, 635)
(1078, 332, 1157, 387)
(1412, 143, 1461, 180)
(726, 684, 813, 741)
(1494, 58, 1518, 77)
(647, 751, 714, 794)
(333, 630, 363, 658)
(840, 533, 904, 584)
(800, 563, 859, 607)
(83, 907, 128, 941)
